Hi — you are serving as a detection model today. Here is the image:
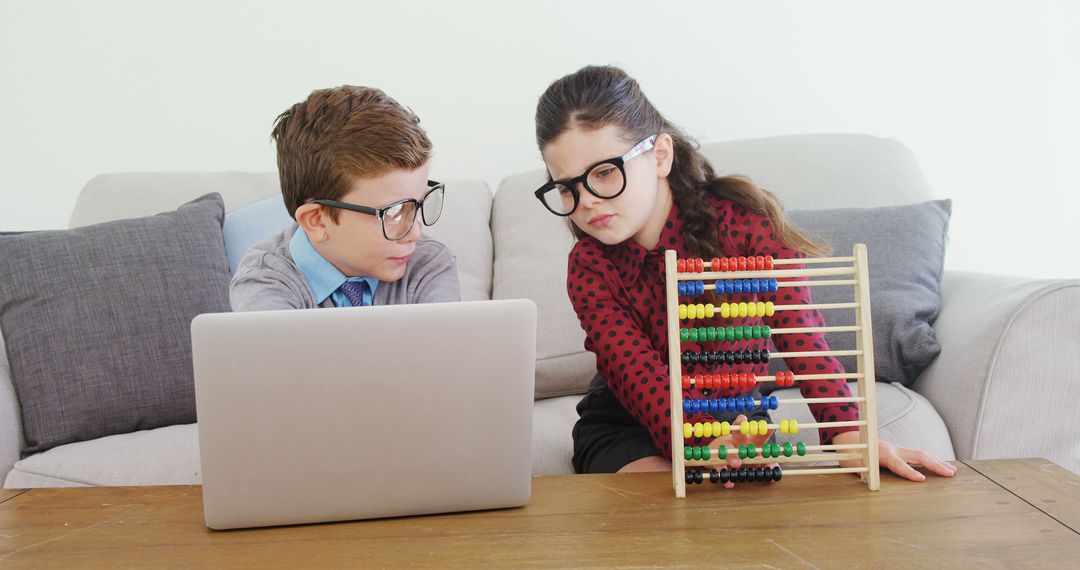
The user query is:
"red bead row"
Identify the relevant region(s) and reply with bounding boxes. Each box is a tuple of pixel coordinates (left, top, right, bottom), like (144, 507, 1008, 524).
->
(676, 256, 775, 273)
(681, 372, 757, 391)
(775, 371, 796, 387)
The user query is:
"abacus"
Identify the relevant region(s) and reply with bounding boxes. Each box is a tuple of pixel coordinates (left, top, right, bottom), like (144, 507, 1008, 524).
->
(664, 246, 880, 497)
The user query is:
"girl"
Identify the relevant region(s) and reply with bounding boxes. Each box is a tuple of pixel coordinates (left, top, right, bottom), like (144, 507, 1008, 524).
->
(534, 65, 956, 483)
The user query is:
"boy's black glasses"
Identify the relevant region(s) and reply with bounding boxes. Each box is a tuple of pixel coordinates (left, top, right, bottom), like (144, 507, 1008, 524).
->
(312, 180, 445, 241)
(534, 135, 656, 216)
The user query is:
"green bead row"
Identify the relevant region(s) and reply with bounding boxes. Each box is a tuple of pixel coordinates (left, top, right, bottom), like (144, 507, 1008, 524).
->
(679, 325, 773, 343)
(737, 442, 809, 459)
(683, 445, 728, 461)
(684, 446, 710, 460)
(783, 442, 807, 457)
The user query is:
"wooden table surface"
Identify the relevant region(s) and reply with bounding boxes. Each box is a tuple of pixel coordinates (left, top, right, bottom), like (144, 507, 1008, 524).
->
(1, 458, 1077, 568)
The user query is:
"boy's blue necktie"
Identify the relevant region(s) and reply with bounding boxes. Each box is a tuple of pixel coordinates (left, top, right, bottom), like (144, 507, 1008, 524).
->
(338, 281, 370, 307)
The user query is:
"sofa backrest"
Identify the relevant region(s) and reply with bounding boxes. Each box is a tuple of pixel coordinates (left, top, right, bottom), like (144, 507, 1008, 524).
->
(65, 134, 936, 399)
(492, 133, 936, 398)
(69, 173, 494, 302)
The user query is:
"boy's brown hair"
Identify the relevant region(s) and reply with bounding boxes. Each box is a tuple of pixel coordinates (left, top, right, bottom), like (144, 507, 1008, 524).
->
(272, 85, 432, 221)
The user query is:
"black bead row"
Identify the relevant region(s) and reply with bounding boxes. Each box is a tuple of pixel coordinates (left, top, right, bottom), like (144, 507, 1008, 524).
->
(681, 349, 771, 366)
(685, 466, 783, 485)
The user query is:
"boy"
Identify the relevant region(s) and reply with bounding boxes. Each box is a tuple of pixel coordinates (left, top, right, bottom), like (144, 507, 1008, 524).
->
(231, 85, 459, 311)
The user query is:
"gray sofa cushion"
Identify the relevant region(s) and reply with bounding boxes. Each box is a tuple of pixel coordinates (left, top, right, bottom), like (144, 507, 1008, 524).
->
(494, 135, 940, 398)
(787, 199, 952, 385)
(493, 170, 596, 399)
(0, 193, 231, 456)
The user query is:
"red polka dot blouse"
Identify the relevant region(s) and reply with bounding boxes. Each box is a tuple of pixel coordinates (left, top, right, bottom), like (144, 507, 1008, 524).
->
(566, 197, 859, 458)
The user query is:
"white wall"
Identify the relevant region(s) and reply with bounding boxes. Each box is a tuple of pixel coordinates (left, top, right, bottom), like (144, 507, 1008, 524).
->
(2, 0, 1077, 278)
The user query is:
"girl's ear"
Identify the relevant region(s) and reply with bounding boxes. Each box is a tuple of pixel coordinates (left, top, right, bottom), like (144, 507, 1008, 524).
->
(654, 132, 675, 178)
(294, 203, 330, 243)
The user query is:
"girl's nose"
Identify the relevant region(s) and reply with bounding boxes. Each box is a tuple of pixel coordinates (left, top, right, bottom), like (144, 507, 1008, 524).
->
(577, 183, 603, 209)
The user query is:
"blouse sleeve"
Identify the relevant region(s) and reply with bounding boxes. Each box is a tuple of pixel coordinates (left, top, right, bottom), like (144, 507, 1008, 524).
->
(566, 242, 694, 458)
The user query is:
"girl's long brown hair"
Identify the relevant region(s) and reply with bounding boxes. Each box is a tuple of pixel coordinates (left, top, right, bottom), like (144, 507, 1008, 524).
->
(535, 65, 828, 259)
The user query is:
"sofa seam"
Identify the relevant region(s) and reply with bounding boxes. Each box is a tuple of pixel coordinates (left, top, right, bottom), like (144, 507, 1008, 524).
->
(7, 464, 98, 487)
(876, 382, 919, 430)
(537, 350, 591, 361)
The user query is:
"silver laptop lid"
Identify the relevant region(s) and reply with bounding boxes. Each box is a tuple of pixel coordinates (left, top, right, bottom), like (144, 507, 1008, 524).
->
(192, 299, 536, 529)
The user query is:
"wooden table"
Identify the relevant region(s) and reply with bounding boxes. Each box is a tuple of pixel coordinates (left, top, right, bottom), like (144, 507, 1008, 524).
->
(1, 458, 1078, 568)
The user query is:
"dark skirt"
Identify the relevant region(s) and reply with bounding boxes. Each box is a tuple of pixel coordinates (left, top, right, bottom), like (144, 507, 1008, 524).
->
(572, 374, 773, 473)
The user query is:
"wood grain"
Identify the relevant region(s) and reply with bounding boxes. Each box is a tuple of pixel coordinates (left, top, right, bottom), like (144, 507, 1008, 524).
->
(962, 458, 1080, 533)
(0, 459, 1077, 568)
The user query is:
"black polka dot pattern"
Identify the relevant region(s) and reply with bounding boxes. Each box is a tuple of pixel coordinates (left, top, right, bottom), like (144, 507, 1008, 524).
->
(565, 197, 859, 457)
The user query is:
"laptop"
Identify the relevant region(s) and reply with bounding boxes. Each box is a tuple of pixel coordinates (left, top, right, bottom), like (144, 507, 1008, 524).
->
(191, 299, 537, 530)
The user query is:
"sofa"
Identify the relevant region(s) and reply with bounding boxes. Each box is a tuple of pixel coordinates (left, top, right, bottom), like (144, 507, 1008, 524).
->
(2, 133, 1077, 488)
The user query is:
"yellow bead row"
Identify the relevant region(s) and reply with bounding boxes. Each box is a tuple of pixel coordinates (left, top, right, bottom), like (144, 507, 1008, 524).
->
(683, 421, 733, 439)
(678, 302, 776, 320)
(739, 419, 769, 436)
(779, 419, 799, 434)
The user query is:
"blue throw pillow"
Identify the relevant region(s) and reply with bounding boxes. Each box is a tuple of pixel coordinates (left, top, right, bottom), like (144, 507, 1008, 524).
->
(222, 194, 294, 273)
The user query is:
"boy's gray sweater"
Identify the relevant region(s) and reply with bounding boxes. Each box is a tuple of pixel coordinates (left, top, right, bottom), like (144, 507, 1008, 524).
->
(230, 223, 460, 311)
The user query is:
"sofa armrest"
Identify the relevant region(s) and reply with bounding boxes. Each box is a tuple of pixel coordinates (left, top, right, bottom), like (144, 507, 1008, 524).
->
(0, 332, 25, 484)
(913, 270, 1080, 473)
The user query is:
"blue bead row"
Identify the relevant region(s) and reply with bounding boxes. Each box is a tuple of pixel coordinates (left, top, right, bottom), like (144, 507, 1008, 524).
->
(678, 279, 780, 297)
(717, 279, 778, 294)
(682, 396, 779, 414)
(677, 281, 705, 296)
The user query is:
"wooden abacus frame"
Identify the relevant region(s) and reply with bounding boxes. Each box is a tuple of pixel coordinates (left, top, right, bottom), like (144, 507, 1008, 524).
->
(665, 245, 880, 497)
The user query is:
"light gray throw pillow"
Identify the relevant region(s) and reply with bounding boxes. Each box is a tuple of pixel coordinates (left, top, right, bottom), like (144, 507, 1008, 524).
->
(0, 193, 231, 456)
(778, 199, 951, 386)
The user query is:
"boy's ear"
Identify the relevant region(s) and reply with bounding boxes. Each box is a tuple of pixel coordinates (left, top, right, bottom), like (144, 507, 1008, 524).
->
(654, 133, 675, 178)
(294, 203, 330, 243)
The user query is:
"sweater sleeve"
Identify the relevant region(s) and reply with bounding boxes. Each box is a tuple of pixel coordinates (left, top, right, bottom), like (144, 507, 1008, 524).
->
(229, 259, 308, 312)
(567, 242, 680, 458)
(728, 205, 859, 445)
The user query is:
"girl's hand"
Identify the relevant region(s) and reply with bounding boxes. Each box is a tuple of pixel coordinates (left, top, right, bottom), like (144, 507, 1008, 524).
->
(833, 431, 957, 481)
(708, 414, 776, 488)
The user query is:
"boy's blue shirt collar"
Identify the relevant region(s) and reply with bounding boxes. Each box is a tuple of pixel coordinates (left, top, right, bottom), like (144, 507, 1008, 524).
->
(289, 228, 379, 305)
